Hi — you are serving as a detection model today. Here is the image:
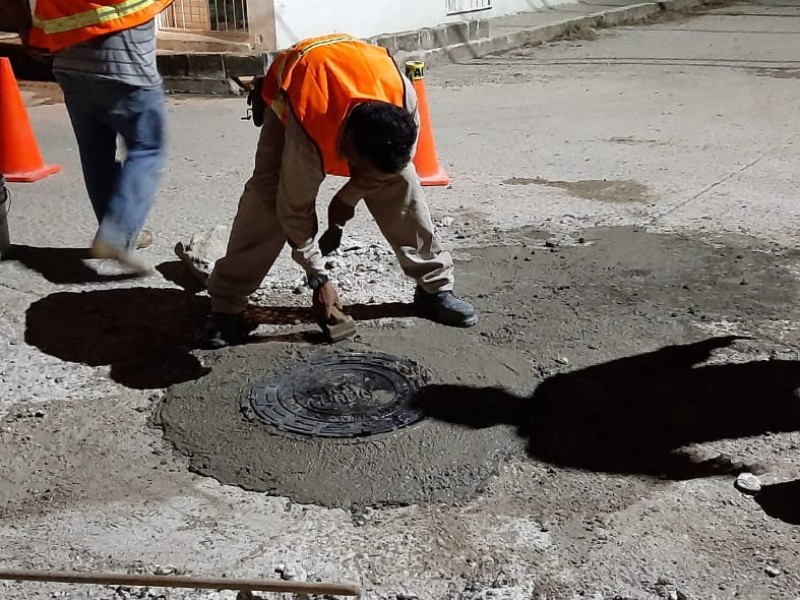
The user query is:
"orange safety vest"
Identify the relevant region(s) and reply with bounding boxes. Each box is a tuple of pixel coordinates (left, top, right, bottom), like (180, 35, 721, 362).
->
(28, 0, 175, 53)
(262, 34, 407, 177)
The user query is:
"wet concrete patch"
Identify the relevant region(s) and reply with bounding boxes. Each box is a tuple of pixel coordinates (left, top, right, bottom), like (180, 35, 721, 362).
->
(157, 339, 532, 509)
(503, 177, 650, 203)
(159, 226, 800, 509)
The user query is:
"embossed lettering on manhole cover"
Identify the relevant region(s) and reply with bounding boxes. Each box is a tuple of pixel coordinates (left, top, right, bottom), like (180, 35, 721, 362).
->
(246, 352, 429, 438)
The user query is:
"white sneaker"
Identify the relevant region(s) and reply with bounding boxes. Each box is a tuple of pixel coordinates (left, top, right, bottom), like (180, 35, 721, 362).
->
(90, 239, 155, 276)
(136, 229, 154, 250)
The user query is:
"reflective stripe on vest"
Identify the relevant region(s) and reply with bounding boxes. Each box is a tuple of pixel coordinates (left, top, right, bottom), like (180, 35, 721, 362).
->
(28, 0, 174, 52)
(295, 35, 354, 56)
(33, 0, 158, 34)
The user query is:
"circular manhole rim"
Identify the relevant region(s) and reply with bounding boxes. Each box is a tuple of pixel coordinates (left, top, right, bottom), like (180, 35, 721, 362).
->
(244, 351, 429, 439)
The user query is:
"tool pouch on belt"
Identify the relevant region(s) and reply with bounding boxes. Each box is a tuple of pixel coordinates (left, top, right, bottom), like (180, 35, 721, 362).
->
(246, 76, 266, 127)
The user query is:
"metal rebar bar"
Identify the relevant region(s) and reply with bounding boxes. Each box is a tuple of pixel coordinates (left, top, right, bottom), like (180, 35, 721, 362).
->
(0, 570, 360, 597)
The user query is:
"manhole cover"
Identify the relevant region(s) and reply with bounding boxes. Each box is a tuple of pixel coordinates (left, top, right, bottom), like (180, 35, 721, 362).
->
(246, 352, 429, 438)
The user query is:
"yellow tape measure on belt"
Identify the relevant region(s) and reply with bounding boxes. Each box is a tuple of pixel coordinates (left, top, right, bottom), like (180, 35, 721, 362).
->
(405, 61, 425, 80)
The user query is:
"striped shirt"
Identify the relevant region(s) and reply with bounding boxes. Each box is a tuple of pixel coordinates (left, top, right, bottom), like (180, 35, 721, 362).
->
(52, 19, 161, 88)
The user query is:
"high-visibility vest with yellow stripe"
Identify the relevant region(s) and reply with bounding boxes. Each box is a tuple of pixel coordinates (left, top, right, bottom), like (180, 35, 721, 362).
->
(262, 34, 407, 177)
(29, 0, 175, 53)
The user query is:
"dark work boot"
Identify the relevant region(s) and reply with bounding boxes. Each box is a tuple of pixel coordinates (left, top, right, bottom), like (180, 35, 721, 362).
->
(413, 286, 478, 328)
(199, 312, 257, 349)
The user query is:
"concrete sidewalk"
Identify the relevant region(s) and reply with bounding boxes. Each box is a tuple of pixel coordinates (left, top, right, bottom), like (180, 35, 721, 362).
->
(0, 0, 712, 94)
(387, 0, 708, 66)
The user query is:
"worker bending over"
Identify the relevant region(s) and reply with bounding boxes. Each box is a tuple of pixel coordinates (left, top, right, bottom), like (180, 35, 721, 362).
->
(203, 33, 477, 348)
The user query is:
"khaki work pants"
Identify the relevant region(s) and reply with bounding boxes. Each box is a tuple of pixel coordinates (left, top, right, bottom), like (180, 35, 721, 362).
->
(208, 110, 454, 314)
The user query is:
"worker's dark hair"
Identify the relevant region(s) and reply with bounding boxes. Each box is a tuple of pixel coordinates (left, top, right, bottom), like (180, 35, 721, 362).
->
(347, 101, 417, 174)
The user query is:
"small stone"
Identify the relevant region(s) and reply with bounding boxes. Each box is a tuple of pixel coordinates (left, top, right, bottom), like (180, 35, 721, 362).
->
(325, 258, 344, 271)
(544, 240, 557, 248)
(735, 472, 762, 495)
(765, 566, 780, 577)
(174, 226, 229, 281)
(667, 591, 678, 600)
(284, 565, 309, 582)
(275, 564, 286, 574)
(538, 520, 550, 532)
(153, 565, 176, 575)
(440, 217, 455, 227)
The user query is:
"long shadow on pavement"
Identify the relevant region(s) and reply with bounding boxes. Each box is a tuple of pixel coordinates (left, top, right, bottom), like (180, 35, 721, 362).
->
(419, 336, 800, 479)
(756, 480, 800, 526)
(247, 301, 416, 325)
(25, 287, 212, 389)
(9, 245, 138, 284)
(25, 285, 418, 389)
(156, 261, 418, 322)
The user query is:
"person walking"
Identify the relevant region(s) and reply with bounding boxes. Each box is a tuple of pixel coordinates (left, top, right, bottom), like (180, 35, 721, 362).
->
(10, 0, 173, 274)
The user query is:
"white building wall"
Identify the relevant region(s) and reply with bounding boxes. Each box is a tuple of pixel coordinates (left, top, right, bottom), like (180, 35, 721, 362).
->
(272, 0, 559, 49)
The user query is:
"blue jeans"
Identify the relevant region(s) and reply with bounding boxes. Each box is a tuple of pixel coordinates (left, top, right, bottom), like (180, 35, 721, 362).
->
(56, 73, 166, 250)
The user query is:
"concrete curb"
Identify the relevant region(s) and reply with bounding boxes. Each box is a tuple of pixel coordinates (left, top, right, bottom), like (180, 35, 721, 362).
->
(388, 0, 707, 68)
(0, 0, 709, 94)
(158, 0, 709, 94)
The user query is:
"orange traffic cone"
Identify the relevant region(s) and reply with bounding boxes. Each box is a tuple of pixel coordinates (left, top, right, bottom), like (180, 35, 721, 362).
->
(0, 57, 61, 183)
(405, 61, 449, 186)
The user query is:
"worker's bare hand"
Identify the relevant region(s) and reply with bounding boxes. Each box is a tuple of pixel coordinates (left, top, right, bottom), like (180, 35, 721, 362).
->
(312, 282, 343, 323)
(318, 226, 343, 256)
